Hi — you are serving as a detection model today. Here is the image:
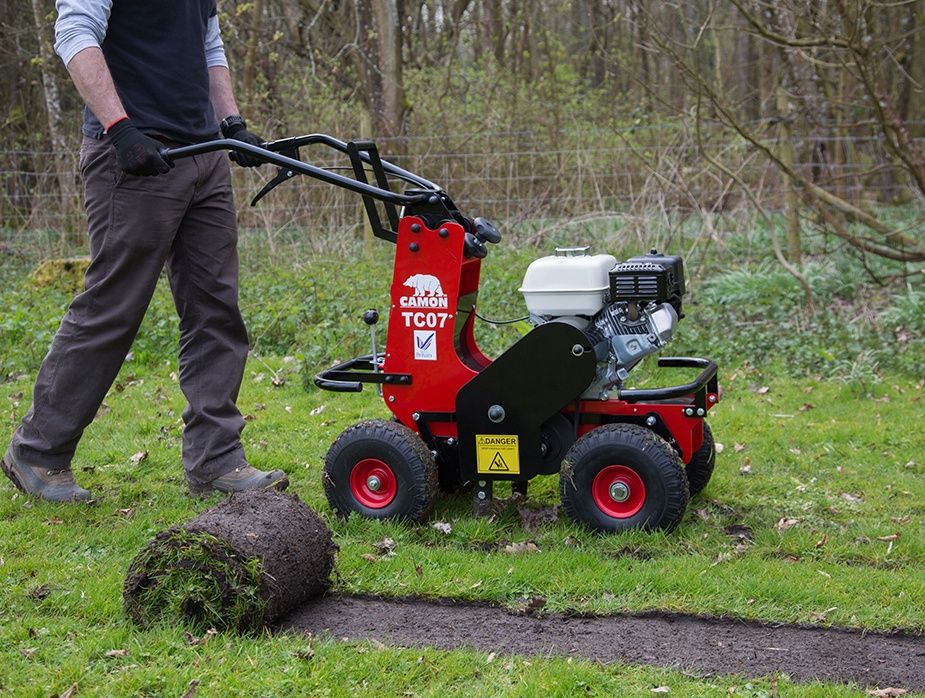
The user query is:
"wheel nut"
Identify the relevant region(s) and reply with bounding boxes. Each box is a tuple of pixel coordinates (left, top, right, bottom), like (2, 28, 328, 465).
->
(609, 481, 630, 502)
(366, 475, 382, 492)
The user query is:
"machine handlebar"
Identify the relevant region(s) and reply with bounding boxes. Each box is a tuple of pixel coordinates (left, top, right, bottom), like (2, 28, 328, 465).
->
(160, 134, 441, 208)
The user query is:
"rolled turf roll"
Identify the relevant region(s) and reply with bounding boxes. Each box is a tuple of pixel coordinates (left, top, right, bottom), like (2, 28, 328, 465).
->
(124, 489, 336, 633)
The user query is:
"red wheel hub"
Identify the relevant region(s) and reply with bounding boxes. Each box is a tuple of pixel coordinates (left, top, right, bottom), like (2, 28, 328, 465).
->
(349, 458, 397, 509)
(592, 465, 645, 518)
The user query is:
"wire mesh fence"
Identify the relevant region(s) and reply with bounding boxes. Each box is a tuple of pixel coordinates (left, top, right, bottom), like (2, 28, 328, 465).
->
(2, 124, 922, 249)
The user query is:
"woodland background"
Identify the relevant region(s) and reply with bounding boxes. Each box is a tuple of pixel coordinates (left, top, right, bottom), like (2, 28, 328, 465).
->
(1, 0, 923, 282)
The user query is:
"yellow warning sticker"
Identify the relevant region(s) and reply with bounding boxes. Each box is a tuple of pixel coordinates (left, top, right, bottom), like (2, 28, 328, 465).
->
(476, 434, 520, 475)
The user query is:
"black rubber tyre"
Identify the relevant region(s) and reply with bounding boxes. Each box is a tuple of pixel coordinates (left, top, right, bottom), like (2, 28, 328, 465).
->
(686, 421, 716, 496)
(323, 419, 438, 522)
(559, 423, 689, 533)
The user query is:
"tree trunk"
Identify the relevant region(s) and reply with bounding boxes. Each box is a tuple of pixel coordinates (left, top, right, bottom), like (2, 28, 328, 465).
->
(30, 0, 78, 244)
(370, 0, 406, 149)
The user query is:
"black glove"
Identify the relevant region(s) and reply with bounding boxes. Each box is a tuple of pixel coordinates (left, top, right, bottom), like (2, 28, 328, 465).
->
(107, 119, 174, 176)
(221, 116, 266, 168)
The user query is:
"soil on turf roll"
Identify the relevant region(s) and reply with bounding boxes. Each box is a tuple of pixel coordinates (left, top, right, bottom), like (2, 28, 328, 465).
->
(124, 489, 336, 633)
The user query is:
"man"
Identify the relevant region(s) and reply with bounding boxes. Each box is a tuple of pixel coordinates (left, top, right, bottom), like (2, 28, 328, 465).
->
(0, 1, 288, 501)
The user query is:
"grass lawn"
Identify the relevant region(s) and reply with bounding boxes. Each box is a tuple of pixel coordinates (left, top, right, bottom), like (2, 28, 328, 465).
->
(0, 229, 922, 695)
(1, 356, 922, 696)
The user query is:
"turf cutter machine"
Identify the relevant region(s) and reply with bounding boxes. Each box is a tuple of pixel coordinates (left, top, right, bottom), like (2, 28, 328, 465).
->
(165, 135, 720, 533)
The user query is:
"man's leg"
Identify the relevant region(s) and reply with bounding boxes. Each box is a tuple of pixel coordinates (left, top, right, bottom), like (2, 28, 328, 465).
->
(7, 138, 194, 481)
(165, 150, 286, 492)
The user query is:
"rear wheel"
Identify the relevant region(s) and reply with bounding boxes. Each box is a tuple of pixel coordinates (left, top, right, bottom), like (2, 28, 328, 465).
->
(560, 423, 689, 532)
(686, 421, 716, 496)
(323, 419, 438, 521)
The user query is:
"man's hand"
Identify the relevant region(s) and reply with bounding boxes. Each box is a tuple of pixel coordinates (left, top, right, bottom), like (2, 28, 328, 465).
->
(107, 119, 174, 176)
(221, 116, 266, 168)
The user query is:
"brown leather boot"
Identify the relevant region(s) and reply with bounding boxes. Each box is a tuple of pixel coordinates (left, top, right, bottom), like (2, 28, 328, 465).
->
(187, 465, 289, 496)
(1, 448, 92, 502)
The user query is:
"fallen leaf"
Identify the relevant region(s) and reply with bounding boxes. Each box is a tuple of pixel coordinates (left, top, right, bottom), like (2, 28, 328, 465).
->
(517, 595, 547, 616)
(361, 553, 377, 563)
(503, 541, 539, 555)
(129, 451, 148, 466)
(815, 533, 828, 549)
(414, 564, 423, 577)
(19, 647, 37, 658)
(733, 443, 746, 453)
(252, 372, 265, 383)
(651, 688, 671, 694)
(776, 518, 799, 531)
(45, 517, 63, 526)
(470, 580, 482, 589)
(432, 522, 452, 535)
(184, 628, 217, 646)
(271, 374, 285, 387)
(310, 405, 326, 416)
(756, 386, 770, 394)
(284, 405, 292, 413)
(27, 584, 51, 600)
(714, 442, 725, 454)
(841, 492, 863, 504)
(182, 679, 200, 698)
(891, 516, 912, 525)
(105, 649, 129, 658)
(60, 683, 78, 698)
(486, 652, 497, 663)
(876, 533, 901, 542)
(373, 538, 396, 556)
(867, 688, 908, 697)
(799, 403, 814, 412)
(739, 464, 752, 475)
(115, 508, 134, 519)
(808, 607, 837, 622)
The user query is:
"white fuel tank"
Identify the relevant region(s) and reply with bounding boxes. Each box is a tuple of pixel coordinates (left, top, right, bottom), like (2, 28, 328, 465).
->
(519, 247, 616, 317)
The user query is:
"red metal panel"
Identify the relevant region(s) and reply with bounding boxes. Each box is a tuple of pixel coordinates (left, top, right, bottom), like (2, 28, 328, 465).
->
(382, 216, 483, 428)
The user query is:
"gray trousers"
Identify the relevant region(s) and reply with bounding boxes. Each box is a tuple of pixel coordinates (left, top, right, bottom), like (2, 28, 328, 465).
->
(10, 137, 249, 485)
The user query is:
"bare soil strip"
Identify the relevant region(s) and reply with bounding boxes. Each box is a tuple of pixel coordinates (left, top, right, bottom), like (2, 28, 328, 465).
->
(282, 595, 925, 691)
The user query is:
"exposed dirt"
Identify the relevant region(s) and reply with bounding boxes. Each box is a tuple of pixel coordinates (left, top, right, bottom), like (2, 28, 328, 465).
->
(282, 594, 925, 691)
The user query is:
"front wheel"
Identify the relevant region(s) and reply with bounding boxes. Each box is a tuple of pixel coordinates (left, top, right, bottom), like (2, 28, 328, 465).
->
(559, 423, 689, 533)
(323, 419, 438, 521)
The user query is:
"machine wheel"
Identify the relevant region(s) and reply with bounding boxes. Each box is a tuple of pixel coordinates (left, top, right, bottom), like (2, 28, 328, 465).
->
(323, 419, 438, 521)
(559, 423, 689, 533)
(686, 421, 716, 496)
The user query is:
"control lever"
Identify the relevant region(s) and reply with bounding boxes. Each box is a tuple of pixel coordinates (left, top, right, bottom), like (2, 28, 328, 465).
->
(363, 309, 382, 396)
(473, 216, 501, 244)
(463, 233, 488, 259)
(250, 146, 300, 206)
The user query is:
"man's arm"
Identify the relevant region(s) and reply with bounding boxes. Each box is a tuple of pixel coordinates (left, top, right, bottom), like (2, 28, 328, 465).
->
(209, 66, 240, 123)
(65, 47, 126, 130)
(209, 65, 265, 168)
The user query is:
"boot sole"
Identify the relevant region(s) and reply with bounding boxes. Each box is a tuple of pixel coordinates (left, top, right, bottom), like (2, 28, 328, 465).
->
(0, 456, 27, 494)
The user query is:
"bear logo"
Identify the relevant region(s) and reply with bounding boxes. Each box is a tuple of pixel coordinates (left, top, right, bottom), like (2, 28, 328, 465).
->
(403, 274, 444, 297)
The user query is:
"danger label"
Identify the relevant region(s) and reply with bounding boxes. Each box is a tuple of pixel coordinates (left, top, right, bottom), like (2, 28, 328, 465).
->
(476, 434, 520, 475)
